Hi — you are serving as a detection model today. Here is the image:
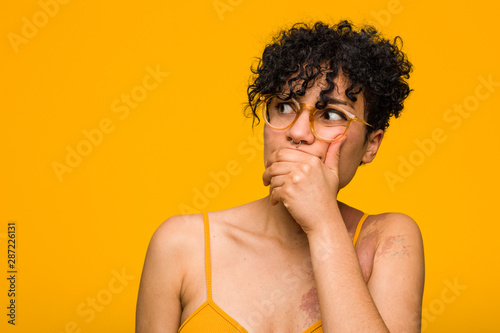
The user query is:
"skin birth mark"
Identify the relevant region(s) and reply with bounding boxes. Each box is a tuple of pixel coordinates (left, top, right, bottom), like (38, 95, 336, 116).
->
(376, 235, 409, 262)
(299, 287, 320, 321)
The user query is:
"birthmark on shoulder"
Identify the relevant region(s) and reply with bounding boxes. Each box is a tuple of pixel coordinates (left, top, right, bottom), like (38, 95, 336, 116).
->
(376, 235, 409, 262)
(299, 287, 320, 321)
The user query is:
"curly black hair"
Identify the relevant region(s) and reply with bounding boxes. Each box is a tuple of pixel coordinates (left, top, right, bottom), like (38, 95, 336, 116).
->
(246, 20, 412, 141)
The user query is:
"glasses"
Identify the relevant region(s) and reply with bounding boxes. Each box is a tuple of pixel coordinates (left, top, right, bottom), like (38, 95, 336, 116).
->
(259, 94, 372, 142)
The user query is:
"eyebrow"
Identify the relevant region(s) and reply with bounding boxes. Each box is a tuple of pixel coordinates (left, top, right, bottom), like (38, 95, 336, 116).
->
(323, 96, 355, 109)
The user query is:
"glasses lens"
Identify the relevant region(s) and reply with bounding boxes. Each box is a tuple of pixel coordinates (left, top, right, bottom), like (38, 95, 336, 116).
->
(313, 108, 349, 141)
(263, 95, 297, 129)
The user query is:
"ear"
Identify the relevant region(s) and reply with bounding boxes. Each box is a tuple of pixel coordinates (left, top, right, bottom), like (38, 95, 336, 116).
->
(361, 129, 384, 164)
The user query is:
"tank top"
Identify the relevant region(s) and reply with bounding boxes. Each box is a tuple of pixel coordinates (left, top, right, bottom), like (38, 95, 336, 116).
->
(178, 212, 370, 333)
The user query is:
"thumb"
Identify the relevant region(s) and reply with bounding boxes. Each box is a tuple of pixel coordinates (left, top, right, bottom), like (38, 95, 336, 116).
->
(324, 136, 347, 170)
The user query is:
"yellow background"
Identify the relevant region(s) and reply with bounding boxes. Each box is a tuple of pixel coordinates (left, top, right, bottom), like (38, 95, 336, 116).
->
(2, 0, 499, 332)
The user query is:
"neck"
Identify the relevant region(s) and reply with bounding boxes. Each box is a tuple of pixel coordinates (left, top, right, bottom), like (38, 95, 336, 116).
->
(245, 197, 295, 239)
(249, 196, 356, 242)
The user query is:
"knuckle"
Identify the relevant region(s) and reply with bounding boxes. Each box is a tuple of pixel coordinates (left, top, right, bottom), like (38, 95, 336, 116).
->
(301, 163, 311, 173)
(268, 163, 278, 174)
(292, 174, 302, 183)
(282, 184, 290, 195)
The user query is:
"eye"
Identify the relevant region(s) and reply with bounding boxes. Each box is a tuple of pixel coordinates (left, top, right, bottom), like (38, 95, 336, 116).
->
(319, 109, 348, 121)
(268, 95, 297, 115)
(276, 102, 295, 115)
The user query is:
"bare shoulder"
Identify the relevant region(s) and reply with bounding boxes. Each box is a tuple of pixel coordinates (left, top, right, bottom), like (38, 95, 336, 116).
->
(140, 213, 205, 285)
(357, 211, 423, 251)
(354, 211, 423, 282)
(372, 212, 422, 238)
(362, 212, 423, 263)
(150, 214, 204, 253)
(144, 214, 207, 282)
(360, 212, 422, 246)
(362, 212, 425, 332)
(136, 214, 205, 332)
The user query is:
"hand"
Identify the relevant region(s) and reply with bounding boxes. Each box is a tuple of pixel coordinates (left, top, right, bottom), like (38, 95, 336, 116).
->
(262, 136, 346, 233)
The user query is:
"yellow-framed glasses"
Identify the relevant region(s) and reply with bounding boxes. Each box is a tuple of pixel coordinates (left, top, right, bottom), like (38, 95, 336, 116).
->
(260, 94, 372, 142)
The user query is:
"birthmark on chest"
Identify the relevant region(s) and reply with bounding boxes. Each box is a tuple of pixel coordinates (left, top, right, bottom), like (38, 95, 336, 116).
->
(299, 287, 320, 321)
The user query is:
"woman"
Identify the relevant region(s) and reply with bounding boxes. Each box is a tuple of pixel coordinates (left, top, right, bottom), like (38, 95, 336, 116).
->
(136, 20, 425, 332)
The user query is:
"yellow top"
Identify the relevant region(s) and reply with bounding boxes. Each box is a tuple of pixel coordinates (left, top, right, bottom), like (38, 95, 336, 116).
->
(178, 212, 370, 333)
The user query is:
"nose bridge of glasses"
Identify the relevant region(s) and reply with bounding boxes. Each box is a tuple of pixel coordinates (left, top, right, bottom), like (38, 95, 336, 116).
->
(297, 102, 317, 114)
(296, 103, 318, 130)
(290, 105, 313, 128)
(284, 103, 315, 139)
(294, 103, 328, 131)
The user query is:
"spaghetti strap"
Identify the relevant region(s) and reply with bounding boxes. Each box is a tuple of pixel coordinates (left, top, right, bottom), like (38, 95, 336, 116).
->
(202, 212, 212, 300)
(353, 213, 369, 246)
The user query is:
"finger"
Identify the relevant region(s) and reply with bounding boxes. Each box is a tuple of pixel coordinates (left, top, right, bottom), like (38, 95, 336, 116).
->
(269, 174, 287, 189)
(262, 161, 294, 186)
(270, 186, 283, 206)
(324, 136, 347, 170)
(266, 148, 314, 166)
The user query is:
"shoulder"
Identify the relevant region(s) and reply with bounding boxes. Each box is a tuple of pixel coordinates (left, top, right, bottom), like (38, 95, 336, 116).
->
(354, 212, 423, 280)
(151, 214, 204, 245)
(140, 214, 206, 289)
(147, 214, 205, 265)
(137, 214, 206, 331)
(138, 214, 206, 305)
(357, 212, 423, 249)
(362, 212, 425, 331)
(362, 212, 423, 257)
(369, 212, 422, 239)
(372, 212, 423, 249)
(363, 212, 424, 273)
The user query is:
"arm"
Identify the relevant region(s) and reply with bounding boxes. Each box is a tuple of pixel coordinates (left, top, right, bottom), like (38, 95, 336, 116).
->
(263, 141, 424, 332)
(136, 216, 186, 333)
(307, 212, 424, 332)
(366, 213, 424, 332)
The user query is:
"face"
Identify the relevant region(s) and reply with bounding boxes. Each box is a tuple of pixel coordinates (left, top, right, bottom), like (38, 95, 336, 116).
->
(263, 74, 384, 190)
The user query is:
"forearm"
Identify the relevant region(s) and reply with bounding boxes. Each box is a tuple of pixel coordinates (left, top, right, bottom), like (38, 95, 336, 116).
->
(307, 211, 389, 333)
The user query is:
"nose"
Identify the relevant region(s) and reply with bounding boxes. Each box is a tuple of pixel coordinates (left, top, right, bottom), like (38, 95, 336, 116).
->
(286, 109, 315, 145)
